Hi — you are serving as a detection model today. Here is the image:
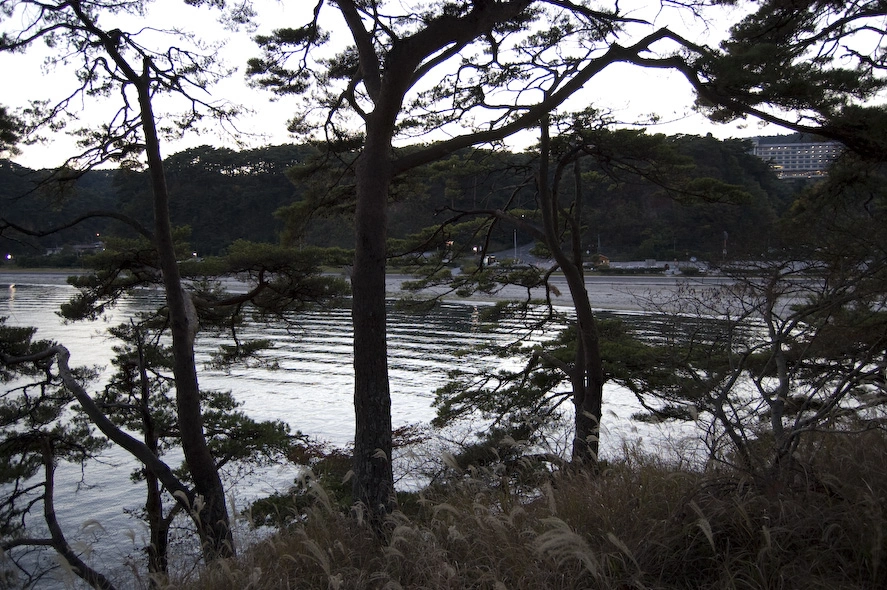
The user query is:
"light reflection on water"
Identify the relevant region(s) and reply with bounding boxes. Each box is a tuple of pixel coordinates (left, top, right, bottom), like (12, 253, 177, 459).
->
(1, 277, 698, 587)
(2, 282, 537, 446)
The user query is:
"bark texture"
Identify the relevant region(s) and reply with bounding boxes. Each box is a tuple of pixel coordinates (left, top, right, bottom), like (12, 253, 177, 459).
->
(537, 122, 604, 464)
(137, 80, 233, 558)
(350, 126, 396, 522)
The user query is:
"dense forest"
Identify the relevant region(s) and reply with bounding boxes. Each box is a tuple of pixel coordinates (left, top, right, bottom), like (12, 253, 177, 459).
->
(1, 133, 805, 266)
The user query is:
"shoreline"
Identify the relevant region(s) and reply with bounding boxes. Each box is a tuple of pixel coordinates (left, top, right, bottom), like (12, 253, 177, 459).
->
(1, 268, 726, 313)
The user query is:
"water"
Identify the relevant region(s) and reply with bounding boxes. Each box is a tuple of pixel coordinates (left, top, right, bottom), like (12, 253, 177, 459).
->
(1, 274, 697, 587)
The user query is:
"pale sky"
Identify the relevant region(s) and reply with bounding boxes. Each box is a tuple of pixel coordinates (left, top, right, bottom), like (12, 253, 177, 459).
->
(0, 0, 779, 171)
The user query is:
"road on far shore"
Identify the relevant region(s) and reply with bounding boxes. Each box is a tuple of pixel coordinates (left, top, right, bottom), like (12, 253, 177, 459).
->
(385, 272, 736, 312)
(1, 268, 734, 314)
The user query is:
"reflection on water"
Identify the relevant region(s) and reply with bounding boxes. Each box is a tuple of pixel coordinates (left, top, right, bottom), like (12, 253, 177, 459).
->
(0, 278, 698, 587)
(1, 278, 696, 465)
(1, 282, 559, 447)
(0, 282, 565, 584)
(195, 300, 538, 446)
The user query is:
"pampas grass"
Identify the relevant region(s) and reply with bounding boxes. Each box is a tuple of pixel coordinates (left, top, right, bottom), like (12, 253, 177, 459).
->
(177, 431, 887, 590)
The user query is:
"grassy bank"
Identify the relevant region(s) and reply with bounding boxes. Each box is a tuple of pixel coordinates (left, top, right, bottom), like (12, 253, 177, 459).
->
(177, 431, 887, 590)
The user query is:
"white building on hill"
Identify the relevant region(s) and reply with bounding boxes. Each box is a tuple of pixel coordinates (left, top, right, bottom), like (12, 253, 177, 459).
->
(751, 137, 842, 179)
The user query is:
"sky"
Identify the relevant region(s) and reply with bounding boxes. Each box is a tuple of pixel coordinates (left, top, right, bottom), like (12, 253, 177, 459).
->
(0, 0, 782, 171)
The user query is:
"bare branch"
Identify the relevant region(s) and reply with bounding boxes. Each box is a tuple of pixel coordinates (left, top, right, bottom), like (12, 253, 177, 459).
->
(1, 210, 153, 242)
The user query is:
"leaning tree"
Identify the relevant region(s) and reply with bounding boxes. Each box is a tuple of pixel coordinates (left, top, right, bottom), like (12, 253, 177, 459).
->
(1, 0, 256, 561)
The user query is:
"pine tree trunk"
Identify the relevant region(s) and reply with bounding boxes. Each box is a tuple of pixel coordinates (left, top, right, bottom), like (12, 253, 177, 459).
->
(563, 264, 604, 465)
(137, 76, 233, 559)
(537, 121, 604, 466)
(350, 127, 397, 528)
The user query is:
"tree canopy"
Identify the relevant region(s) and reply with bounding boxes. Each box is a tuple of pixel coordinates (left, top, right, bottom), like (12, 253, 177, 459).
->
(0, 106, 20, 157)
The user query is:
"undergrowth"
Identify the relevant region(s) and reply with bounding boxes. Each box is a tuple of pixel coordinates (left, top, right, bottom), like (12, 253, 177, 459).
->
(178, 430, 887, 590)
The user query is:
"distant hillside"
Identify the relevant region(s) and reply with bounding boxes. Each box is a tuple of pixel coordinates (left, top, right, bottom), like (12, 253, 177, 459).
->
(1, 133, 806, 265)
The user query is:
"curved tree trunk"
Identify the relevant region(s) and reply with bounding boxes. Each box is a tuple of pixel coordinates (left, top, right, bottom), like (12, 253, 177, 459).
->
(568, 284, 605, 465)
(350, 124, 397, 527)
(136, 73, 233, 559)
(32, 1, 233, 562)
(42, 441, 118, 590)
(135, 329, 170, 583)
(556, 243, 604, 464)
(537, 120, 604, 465)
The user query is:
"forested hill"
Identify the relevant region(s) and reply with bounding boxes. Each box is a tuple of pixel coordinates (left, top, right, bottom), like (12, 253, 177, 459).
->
(114, 144, 319, 254)
(1, 134, 805, 263)
(0, 144, 316, 261)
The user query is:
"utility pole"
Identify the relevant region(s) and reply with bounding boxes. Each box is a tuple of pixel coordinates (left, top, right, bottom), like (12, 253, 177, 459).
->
(514, 228, 518, 261)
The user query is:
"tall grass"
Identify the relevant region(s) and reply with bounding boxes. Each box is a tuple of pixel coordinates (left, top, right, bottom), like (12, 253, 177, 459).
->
(177, 430, 887, 589)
